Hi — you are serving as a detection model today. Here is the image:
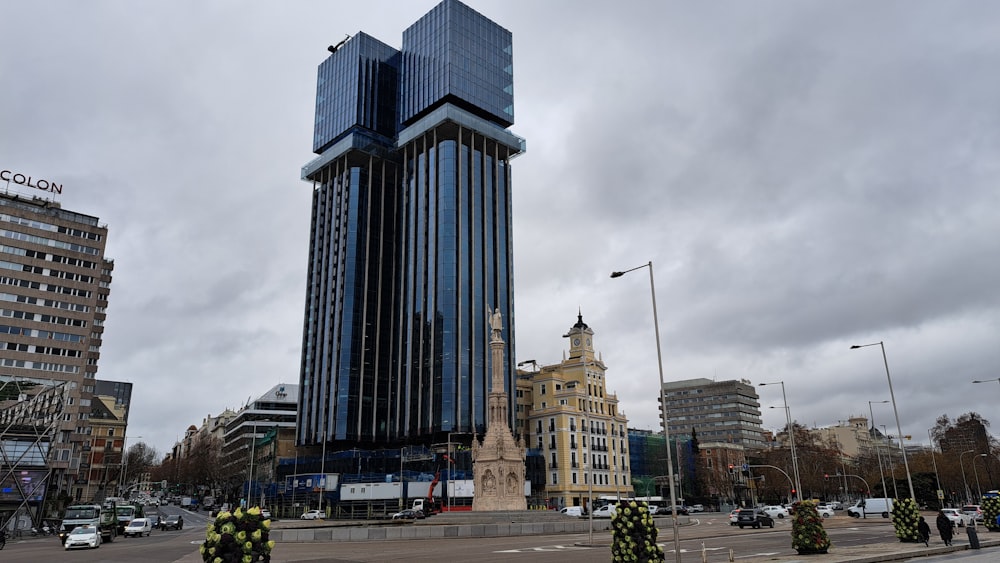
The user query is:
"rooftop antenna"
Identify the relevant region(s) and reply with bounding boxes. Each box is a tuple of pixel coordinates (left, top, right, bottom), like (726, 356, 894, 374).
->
(327, 34, 351, 53)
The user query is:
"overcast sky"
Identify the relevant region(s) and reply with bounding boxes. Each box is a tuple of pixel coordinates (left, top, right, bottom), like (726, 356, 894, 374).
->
(3, 0, 1000, 458)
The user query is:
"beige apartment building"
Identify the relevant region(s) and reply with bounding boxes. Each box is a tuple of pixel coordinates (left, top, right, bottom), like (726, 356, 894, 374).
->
(0, 189, 115, 503)
(516, 314, 631, 510)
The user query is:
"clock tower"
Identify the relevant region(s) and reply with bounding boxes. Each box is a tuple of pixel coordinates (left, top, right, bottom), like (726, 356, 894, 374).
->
(563, 311, 595, 359)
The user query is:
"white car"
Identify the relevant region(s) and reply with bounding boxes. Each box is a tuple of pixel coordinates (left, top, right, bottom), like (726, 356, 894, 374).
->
(689, 504, 705, 513)
(300, 509, 325, 520)
(942, 508, 970, 527)
(729, 509, 740, 525)
(761, 505, 790, 519)
(123, 517, 152, 537)
(64, 525, 102, 549)
(816, 505, 835, 518)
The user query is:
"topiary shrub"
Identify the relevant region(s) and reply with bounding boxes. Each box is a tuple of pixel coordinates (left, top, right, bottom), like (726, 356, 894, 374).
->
(200, 506, 275, 563)
(982, 496, 1000, 532)
(611, 500, 664, 563)
(791, 500, 831, 554)
(890, 498, 921, 542)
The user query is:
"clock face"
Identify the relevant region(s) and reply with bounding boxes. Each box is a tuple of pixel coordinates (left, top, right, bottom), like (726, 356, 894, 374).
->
(573, 338, 581, 346)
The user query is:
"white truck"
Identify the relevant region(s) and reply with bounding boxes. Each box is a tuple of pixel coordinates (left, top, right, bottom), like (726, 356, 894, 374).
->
(59, 504, 118, 543)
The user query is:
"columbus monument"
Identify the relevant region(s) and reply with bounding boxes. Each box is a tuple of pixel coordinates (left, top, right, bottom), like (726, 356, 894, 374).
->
(471, 308, 527, 511)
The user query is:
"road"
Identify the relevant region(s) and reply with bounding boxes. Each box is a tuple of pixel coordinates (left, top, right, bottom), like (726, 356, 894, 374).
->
(265, 513, 903, 562)
(1, 509, 992, 563)
(1, 503, 212, 563)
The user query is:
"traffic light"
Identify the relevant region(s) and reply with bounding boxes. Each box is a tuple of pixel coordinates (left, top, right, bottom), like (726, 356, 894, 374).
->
(728, 464, 734, 473)
(824, 473, 829, 481)
(791, 488, 797, 496)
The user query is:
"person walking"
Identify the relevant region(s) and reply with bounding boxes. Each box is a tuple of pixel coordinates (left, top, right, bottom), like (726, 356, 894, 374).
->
(918, 516, 931, 547)
(936, 510, 954, 546)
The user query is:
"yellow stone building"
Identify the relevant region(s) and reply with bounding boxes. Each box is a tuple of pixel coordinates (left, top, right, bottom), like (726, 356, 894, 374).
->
(516, 314, 631, 510)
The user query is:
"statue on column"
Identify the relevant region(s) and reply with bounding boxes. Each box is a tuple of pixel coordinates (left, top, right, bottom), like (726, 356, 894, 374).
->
(489, 307, 503, 341)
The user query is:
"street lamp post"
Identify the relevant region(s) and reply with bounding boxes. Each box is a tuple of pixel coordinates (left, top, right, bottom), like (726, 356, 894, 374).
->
(760, 382, 801, 502)
(611, 261, 681, 563)
(972, 378, 1000, 385)
(318, 429, 327, 512)
(850, 341, 915, 500)
(446, 432, 471, 512)
(972, 453, 986, 500)
(246, 419, 271, 508)
(926, 429, 943, 505)
(119, 435, 142, 497)
(868, 400, 890, 497)
(960, 449, 977, 504)
(881, 425, 900, 499)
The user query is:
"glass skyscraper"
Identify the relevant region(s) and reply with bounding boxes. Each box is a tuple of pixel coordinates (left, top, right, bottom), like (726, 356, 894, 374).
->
(298, 0, 524, 449)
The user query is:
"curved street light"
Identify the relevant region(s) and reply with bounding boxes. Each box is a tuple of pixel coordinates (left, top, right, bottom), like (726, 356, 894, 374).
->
(610, 261, 681, 563)
(760, 382, 801, 502)
(850, 342, 915, 500)
(972, 378, 1000, 385)
(972, 453, 987, 501)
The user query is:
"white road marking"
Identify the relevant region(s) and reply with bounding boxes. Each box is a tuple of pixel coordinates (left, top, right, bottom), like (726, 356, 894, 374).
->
(496, 544, 594, 553)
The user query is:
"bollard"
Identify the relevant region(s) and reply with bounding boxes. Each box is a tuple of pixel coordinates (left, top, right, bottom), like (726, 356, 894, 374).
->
(967, 523, 981, 550)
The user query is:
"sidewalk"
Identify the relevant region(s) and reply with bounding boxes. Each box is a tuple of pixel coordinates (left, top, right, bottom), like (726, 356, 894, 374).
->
(737, 538, 1000, 563)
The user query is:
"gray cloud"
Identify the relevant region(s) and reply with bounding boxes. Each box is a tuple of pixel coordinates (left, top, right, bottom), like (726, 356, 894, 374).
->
(3, 0, 999, 456)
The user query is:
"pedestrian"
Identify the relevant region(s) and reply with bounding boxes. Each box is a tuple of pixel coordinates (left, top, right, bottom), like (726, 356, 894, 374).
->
(918, 516, 930, 547)
(936, 510, 954, 546)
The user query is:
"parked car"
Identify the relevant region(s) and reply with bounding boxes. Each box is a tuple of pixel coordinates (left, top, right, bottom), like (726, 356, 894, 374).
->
(827, 501, 844, 510)
(391, 509, 425, 520)
(816, 505, 835, 518)
(559, 506, 584, 517)
(64, 525, 101, 550)
(729, 509, 740, 525)
(688, 504, 705, 513)
(942, 508, 970, 527)
(961, 505, 984, 522)
(736, 509, 774, 529)
(300, 509, 326, 520)
(261, 509, 274, 520)
(761, 505, 790, 519)
(123, 518, 152, 537)
(160, 514, 184, 531)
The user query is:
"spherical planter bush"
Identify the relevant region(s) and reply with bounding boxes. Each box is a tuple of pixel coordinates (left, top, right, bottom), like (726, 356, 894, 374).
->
(610, 500, 664, 563)
(200, 506, 275, 563)
(982, 496, 1000, 532)
(890, 498, 921, 543)
(790, 500, 832, 555)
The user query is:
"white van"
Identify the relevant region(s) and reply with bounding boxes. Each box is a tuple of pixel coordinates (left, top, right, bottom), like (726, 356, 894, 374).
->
(559, 506, 584, 517)
(593, 504, 617, 518)
(847, 498, 893, 518)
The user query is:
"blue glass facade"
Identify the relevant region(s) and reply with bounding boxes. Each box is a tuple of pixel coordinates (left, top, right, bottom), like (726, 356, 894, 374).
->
(312, 32, 400, 153)
(400, 0, 514, 128)
(299, 0, 523, 449)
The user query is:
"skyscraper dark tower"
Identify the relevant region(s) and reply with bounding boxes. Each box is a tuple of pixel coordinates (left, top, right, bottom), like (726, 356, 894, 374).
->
(298, 0, 524, 449)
